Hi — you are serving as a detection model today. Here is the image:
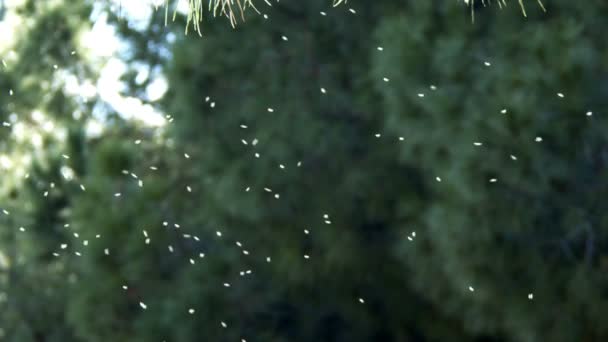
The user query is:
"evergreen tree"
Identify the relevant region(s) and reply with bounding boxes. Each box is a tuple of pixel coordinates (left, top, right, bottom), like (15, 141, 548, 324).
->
(0, 0, 606, 341)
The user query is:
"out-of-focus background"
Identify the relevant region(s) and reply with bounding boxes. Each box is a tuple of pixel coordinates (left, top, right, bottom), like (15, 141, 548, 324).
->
(0, 0, 607, 341)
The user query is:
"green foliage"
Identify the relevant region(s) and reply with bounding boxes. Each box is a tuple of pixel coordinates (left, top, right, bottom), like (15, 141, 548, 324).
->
(373, 1, 608, 340)
(2, 0, 608, 341)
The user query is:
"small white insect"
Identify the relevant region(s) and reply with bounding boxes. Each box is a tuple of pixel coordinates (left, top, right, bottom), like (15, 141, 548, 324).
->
(358, 298, 365, 304)
(557, 93, 564, 98)
(528, 293, 534, 300)
(188, 308, 195, 314)
(377, 46, 384, 51)
(535, 136, 543, 142)
(140, 302, 147, 310)
(468, 286, 475, 292)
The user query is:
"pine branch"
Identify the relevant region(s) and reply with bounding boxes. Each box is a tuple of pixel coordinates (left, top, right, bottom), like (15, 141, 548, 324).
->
(464, 0, 546, 22)
(164, 0, 348, 35)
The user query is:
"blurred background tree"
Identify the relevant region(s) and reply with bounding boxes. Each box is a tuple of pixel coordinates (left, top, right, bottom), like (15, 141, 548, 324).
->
(0, 0, 607, 341)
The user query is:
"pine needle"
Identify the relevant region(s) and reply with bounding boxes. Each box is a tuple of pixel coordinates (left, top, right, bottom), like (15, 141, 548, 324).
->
(465, 0, 546, 21)
(163, 0, 349, 33)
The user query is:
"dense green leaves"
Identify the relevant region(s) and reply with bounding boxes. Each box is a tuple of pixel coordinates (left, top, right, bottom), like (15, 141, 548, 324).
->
(1, 0, 607, 341)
